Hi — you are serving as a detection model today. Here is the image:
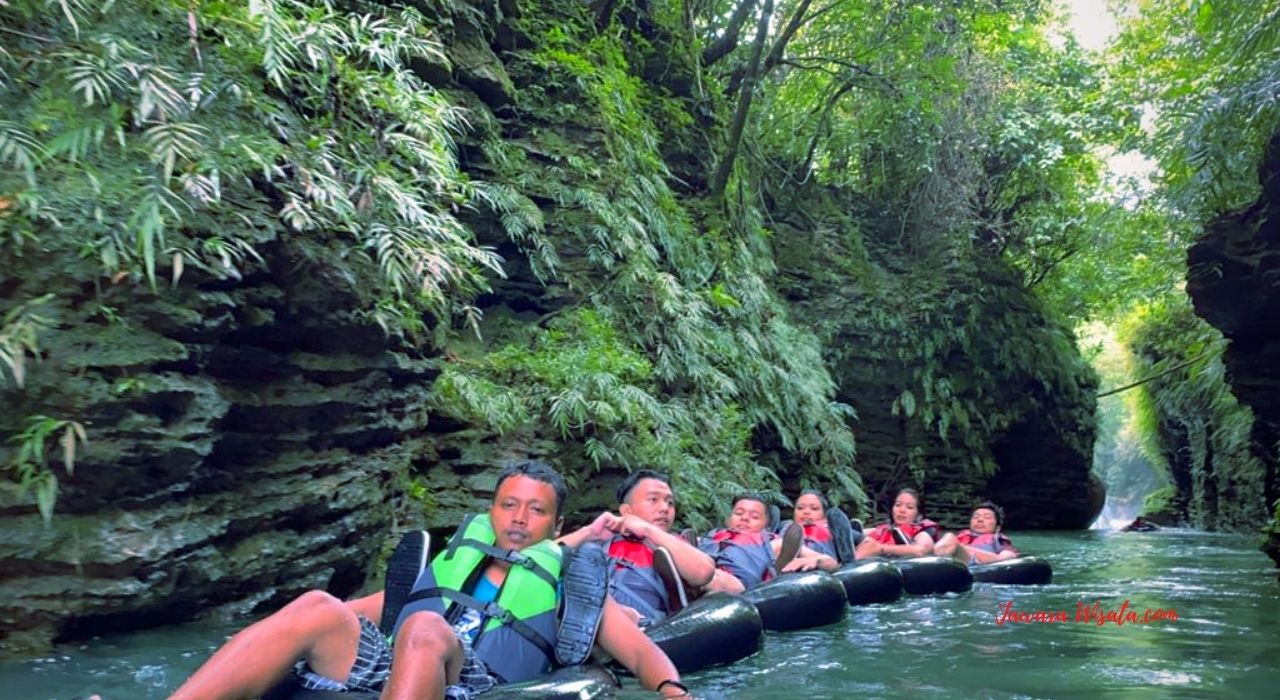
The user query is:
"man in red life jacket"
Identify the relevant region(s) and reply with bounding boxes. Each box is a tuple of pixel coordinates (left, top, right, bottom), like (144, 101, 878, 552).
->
(935, 501, 1020, 565)
(559, 470, 716, 624)
(855, 487, 940, 559)
(701, 494, 839, 594)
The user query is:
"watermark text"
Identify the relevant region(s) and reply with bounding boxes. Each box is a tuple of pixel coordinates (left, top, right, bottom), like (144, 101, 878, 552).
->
(995, 600, 1178, 626)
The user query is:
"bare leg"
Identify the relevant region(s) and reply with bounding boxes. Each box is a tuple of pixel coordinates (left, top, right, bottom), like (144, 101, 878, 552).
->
(701, 568, 745, 595)
(379, 612, 464, 700)
(167, 590, 364, 700)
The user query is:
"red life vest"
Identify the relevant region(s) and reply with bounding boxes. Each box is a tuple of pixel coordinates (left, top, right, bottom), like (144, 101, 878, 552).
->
(955, 529, 1017, 556)
(867, 519, 940, 545)
(788, 521, 836, 559)
(609, 538, 654, 567)
(802, 522, 832, 543)
(606, 537, 669, 620)
(707, 528, 776, 588)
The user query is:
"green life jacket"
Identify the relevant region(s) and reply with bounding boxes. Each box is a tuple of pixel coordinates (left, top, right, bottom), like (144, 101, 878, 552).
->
(393, 513, 562, 683)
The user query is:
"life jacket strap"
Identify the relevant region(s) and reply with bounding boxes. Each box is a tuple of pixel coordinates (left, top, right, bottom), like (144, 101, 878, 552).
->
(401, 587, 557, 664)
(448, 539, 559, 590)
(447, 513, 479, 559)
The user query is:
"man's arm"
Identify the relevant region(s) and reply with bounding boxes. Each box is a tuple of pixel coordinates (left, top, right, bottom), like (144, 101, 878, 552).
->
(556, 512, 617, 548)
(969, 547, 1018, 564)
(595, 596, 688, 697)
(619, 516, 715, 587)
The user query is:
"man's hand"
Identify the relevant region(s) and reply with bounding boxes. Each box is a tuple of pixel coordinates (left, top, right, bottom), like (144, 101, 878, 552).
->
(586, 512, 620, 541)
(613, 514, 654, 541)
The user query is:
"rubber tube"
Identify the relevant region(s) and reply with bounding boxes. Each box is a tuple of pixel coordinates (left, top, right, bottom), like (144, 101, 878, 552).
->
(486, 665, 620, 699)
(970, 556, 1053, 585)
(742, 570, 848, 631)
(893, 556, 974, 594)
(645, 592, 763, 672)
(261, 664, 619, 700)
(833, 560, 904, 605)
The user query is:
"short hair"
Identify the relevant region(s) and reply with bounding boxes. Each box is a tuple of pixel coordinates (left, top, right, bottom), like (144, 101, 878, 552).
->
(495, 459, 568, 518)
(798, 489, 830, 510)
(730, 492, 772, 525)
(974, 501, 1005, 528)
(616, 469, 671, 504)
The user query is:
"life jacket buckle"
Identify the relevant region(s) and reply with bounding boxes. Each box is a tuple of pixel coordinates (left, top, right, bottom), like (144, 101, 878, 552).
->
(482, 601, 515, 624)
(503, 549, 530, 566)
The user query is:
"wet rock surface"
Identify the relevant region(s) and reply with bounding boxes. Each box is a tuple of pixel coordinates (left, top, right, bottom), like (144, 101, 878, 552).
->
(0, 237, 430, 654)
(1187, 131, 1280, 565)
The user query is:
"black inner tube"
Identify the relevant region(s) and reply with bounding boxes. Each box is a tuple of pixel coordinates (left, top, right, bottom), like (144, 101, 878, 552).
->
(644, 593, 763, 673)
(743, 570, 848, 631)
(970, 556, 1053, 585)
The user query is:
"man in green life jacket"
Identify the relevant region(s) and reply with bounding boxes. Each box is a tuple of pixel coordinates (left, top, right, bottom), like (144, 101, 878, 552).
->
(167, 461, 690, 700)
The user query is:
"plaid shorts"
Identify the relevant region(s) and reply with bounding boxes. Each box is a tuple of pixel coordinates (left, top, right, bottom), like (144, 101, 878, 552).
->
(294, 615, 497, 699)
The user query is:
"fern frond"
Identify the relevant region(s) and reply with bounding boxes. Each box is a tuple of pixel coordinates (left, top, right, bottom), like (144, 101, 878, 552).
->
(129, 63, 189, 124)
(142, 121, 206, 181)
(0, 120, 47, 186)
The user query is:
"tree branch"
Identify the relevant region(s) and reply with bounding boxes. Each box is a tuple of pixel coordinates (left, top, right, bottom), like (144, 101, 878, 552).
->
(1098, 351, 1218, 398)
(702, 0, 760, 66)
(1028, 246, 1077, 287)
(799, 79, 859, 177)
(760, 0, 815, 78)
(710, 0, 774, 195)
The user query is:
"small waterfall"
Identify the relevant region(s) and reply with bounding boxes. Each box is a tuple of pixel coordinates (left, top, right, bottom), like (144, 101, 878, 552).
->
(1091, 496, 1142, 530)
(1085, 323, 1169, 531)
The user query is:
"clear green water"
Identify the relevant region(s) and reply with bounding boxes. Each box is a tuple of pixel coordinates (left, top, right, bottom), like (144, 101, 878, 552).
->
(4, 529, 1278, 699)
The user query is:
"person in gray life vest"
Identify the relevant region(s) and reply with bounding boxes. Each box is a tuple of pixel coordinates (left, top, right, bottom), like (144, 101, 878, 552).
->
(165, 461, 693, 700)
(701, 494, 839, 594)
(934, 501, 1020, 565)
(558, 470, 716, 624)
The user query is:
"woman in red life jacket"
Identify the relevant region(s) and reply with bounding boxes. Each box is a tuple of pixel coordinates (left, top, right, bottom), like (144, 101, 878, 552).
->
(935, 501, 1019, 565)
(791, 490, 836, 559)
(702, 494, 839, 594)
(854, 488, 939, 559)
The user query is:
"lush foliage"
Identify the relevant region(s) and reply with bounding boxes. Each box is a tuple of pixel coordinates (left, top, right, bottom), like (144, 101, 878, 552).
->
(688, 1, 1106, 480)
(429, 1, 863, 524)
(1110, 0, 1280, 217)
(4, 414, 86, 523)
(5, 0, 1271, 537)
(1085, 322, 1167, 510)
(1081, 0, 1279, 532)
(1118, 296, 1265, 528)
(0, 0, 505, 322)
(1, 0, 511, 517)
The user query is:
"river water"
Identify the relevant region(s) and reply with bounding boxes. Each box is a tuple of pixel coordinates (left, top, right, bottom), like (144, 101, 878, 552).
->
(4, 528, 1279, 699)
